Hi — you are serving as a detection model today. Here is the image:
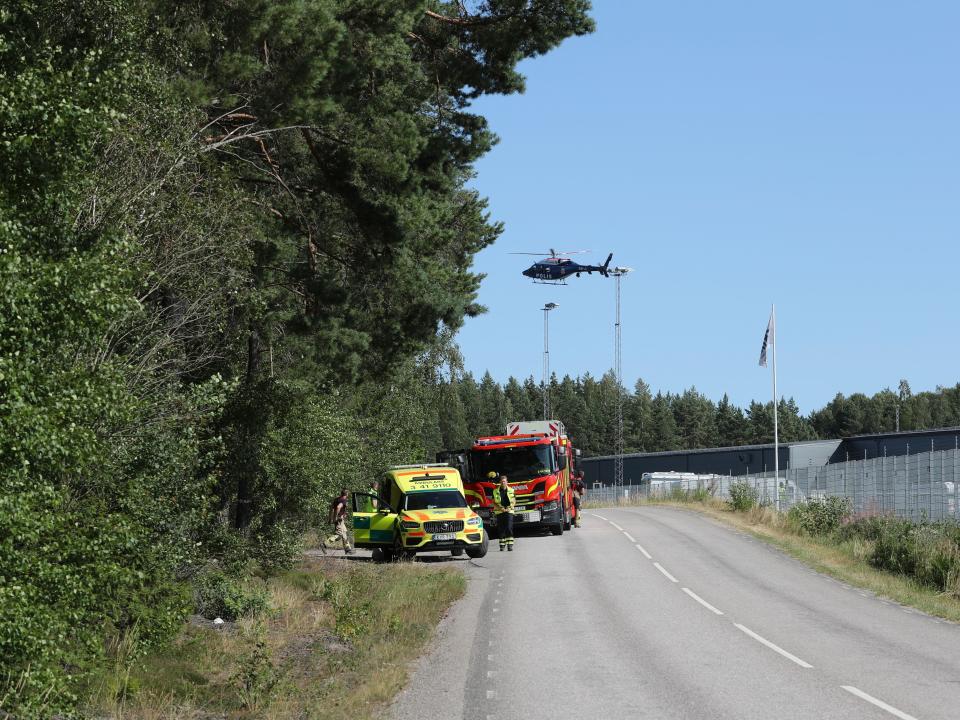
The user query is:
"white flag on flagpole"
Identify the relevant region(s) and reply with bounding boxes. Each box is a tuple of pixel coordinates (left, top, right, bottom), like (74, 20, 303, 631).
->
(759, 308, 775, 367)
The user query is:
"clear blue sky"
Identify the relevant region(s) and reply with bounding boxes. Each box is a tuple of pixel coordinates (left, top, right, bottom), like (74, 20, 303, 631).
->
(456, 1, 960, 413)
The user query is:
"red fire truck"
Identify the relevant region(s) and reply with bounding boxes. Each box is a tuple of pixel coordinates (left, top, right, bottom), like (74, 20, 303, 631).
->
(458, 420, 579, 536)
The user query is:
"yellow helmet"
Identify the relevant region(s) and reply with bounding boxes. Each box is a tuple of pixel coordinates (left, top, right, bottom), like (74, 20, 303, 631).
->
(486, 471, 498, 479)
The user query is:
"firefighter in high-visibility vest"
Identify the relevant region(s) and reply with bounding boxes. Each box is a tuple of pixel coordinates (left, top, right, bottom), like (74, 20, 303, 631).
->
(492, 474, 516, 551)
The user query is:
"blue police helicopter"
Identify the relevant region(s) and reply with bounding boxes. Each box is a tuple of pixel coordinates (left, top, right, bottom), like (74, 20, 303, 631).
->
(514, 249, 614, 284)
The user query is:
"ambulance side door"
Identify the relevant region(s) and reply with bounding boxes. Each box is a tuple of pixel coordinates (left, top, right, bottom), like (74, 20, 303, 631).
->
(351, 493, 397, 546)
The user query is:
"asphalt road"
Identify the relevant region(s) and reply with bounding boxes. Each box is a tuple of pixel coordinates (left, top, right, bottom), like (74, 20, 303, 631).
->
(390, 506, 960, 720)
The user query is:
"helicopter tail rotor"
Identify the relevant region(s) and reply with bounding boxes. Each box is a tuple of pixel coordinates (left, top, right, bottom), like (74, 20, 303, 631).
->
(601, 253, 613, 277)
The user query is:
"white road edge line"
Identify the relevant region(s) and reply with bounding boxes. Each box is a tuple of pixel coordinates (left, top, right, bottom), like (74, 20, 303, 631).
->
(623, 531, 636, 543)
(591, 513, 608, 521)
(610, 522, 624, 531)
(681, 587, 724, 615)
(734, 624, 813, 668)
(635, 544, 652, 559)
(653, 562, 678, 583)
(841, 686, 918, 720)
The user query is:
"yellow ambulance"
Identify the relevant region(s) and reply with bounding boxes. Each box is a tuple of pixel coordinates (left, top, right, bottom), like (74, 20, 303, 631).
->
(351, 464, 489, 561)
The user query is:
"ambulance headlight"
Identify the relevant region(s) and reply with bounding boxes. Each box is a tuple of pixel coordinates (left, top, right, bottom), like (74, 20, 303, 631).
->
(400, 520, 420, 529)
(466, 516, 482, 526)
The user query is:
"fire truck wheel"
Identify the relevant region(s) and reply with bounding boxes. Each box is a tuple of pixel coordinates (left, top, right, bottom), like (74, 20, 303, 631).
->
(550, 521, 563, 536)
(563, 501, 572, 531)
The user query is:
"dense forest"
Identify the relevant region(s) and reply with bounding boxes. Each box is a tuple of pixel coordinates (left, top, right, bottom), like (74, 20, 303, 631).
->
(0, 0, 594, 714)
(435, 373, 960, 456)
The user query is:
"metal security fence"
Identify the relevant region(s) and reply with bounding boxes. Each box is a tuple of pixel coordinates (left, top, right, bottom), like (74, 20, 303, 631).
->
(585, 475, 781, 509)
(587, 449, 960, 521)
(584, 485, 648, 507)
(774, 451, 959, 521)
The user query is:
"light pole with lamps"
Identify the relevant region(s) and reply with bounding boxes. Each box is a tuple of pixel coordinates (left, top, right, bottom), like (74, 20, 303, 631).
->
(609, 268, 632, 489)
(542, 302, 559, 419)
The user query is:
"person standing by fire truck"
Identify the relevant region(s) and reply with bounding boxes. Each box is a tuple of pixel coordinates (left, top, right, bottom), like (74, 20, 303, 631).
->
(572, 471, 586, 528)
(492, 474, 516, 551)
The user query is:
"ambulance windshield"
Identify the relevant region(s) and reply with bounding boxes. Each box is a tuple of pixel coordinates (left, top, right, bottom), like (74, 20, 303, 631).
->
(404, 490, 467, 511)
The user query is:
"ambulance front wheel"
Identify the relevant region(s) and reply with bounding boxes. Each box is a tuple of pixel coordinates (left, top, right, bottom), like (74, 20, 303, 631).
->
(392, 537, 415, 561)
(466, 531, 489, 559)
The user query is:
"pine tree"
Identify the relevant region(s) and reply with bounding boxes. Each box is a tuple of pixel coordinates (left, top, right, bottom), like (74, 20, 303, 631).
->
(623, 379, 651, 452)
(479, 371, 506, 435)
(673, 387, 719, 449)
(504, 376, 535, 421)
(458, 373, 483, 438)
(648, 393, 680, 451)
(438, 381, 471, 450)
(553, 374, 589, 444)
(523, 376, 544, 421)
(716, 394, 748, 446)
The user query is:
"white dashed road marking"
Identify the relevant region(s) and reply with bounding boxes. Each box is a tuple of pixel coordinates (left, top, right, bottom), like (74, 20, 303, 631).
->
(841, 686, 919, 720)
(623, 531, 636, 543)
(610, 521, 624, 531)
(653, 562, 678, 583)
(734, 624, 813, 669)
(635, 544, 652, 559)
(681, 587, 724, 615)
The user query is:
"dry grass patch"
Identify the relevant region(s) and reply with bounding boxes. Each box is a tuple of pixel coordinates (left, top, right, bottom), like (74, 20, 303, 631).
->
(85, 558, 465, 720)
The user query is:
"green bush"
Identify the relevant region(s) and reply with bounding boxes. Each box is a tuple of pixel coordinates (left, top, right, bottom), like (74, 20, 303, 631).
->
(319, 568, 374, 641)
(666, 486, 713, 503)
(788, 496, 851, 536)
(691, 486, 713, 503)
(232, 628, 279, 710)
(728, 481, 758, 512)
(193, 572, 270, 621)
(864, 518, 960, 595)
(909, 524, 960, 591)
(870, 517, 919, 577)
(834, 514, 890, 543)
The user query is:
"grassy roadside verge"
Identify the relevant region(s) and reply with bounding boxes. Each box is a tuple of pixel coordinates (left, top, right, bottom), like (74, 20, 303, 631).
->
(83, 557, 465, 719)
(588, 496, 960, 623)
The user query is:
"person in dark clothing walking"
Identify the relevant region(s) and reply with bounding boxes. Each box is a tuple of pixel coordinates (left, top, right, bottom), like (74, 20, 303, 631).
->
(492, 474, 516, 551)
(327, 489, 354, 554)
(572, 471, 586, 528)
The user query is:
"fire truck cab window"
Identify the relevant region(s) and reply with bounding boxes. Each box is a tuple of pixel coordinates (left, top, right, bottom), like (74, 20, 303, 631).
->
(472, 445, 555, 482)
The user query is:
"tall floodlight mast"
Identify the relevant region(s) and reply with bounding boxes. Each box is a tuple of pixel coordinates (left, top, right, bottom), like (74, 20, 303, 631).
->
(542, 303, 559, 419)
(610, 268, 632, 489)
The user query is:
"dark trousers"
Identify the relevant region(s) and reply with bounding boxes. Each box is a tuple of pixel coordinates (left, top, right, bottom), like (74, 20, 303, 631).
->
(496, 512, 514, 548)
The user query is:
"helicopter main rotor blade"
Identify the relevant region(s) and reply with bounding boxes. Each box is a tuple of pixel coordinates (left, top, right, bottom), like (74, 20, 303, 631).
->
(510, 248, 592, 256)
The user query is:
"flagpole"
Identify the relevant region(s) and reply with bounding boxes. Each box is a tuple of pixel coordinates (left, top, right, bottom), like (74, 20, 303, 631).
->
(771, 304, 779, 512)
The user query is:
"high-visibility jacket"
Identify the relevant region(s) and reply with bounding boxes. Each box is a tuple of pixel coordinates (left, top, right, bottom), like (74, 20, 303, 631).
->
(360, 494, 379, 513)
(491, 485, 516, 515)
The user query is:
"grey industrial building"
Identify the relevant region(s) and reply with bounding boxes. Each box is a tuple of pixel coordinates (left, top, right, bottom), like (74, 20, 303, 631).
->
(579, 426, 960, 486)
